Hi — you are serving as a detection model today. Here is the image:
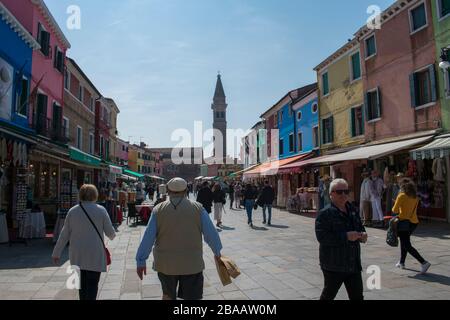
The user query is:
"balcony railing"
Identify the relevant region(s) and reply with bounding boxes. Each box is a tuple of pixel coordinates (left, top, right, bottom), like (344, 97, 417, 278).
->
(33, 114, 70, 144)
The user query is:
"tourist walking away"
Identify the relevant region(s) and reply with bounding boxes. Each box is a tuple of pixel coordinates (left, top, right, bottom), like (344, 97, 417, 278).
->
(244, 183, 258, 227)
(392, 181, 431, 273)
(370, 170, 385, 226)
(136, 182, 145, 205)
(258, 180, 275, 225)
(360, 171, 373, 227)
(234, 183, 243, 209)
(52, 184, 116, 300)
(136, 178, 223, 300)
(197, 181, 214, 214)
(320, 175, 332, 208)
(212, 183, 226, 227)
(228, 183, 235, 209)
(315, 178, 368, 301)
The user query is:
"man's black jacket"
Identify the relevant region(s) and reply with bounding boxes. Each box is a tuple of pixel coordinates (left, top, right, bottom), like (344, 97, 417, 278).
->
(315, 202, 366, 273)
(197, 187, 213, 213)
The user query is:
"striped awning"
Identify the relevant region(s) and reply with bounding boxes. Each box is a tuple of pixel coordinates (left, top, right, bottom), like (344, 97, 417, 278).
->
(411, 134, 450, 160)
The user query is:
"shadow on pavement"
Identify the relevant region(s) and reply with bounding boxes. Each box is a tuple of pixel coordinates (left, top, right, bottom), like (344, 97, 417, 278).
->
(219, 225, 235, 231)
(408, 272, 450, 287)
(412, 222, 450, 240)
(251, 226, 268, 231)
(0, 238, 69, 269)
(267, 224, 289, 229)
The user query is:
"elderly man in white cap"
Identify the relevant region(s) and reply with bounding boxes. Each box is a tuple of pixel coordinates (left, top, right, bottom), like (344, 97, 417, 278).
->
(136, 177, 223, 300)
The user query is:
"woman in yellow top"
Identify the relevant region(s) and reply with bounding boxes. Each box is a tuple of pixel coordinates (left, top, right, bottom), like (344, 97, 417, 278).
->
(392, 181, 431, 274)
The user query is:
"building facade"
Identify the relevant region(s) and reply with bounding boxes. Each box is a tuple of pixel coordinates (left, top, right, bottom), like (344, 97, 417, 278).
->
(292, 87, 319, 155)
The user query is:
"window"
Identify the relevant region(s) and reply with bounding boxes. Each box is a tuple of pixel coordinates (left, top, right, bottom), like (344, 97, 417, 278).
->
(351, 51, 361, 81)
(365, 89, 382, 121)
(410, 3, 427, 33)
(89, 98, 94, 112)
(77, 126, 83, 150)
(105, 140, 110, 158)
(365, 35, 376, 58)
(298, 132, 303, 152)
(279, 110, 283, 123)
(37, 23, 50, 57)
(410, 65, 437, 107)
(322, 116, 334, 145)
(279, 138, 284, 155)
(89, 133, 94, 154)
(15, 77, 29, 117)
(78, 86, 83, 102)
(446, 68, 450, 98)
(438, 0, 450, 19)
(289, 133, 294, 153)
(313, 126, 319, 148)
(64, 70, 70, 90)
(54, 47, 64, 73)
(312, 102, 318, 113)
(138, 165, 141, 172)
(63, 117, 69, 138)
(322, 72, 329, 96)
(122, 145, 125, 151)
(297, 111, 302, 121)
(350, 106, 365, 137)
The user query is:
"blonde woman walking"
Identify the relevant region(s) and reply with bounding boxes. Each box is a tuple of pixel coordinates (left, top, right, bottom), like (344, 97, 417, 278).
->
(52, 184, 116, 300)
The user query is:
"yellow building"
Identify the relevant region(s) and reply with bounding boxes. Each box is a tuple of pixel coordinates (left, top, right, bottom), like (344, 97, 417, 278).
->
(314, 38, 365, 154)
(128, 145, 138, 172)
(314, 38, 365, 202)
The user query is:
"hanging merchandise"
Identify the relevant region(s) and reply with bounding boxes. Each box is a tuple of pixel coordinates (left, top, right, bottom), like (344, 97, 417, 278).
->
(1, 138, 6, 162)
(432, 158, 446, 182)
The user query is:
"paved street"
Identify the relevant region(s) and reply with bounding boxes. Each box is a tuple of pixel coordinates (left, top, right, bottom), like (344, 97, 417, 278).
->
(1, 199, 450, 300)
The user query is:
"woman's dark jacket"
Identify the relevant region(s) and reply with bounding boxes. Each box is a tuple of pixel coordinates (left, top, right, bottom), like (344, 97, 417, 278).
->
(315, 202, 366, 273)
(212, 189, 226, 204)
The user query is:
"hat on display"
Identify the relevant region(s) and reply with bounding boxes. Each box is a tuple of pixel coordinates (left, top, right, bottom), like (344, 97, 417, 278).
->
(167, 178, 188, 192)
(0, 67, 11, 83)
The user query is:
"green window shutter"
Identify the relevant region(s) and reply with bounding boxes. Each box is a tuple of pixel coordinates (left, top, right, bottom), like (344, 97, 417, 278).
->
(376, 87, 382, 118)
(352, 52, 361, 80)
(364, 92, 370, 120)
(330, 116, 334, 143)
(442, 0, 450, 16)
(350, 109, 356, 137)
(361, 106, 365, 134)
(322, 73, 329, 95)
(429, 64, 437, 102)
(409, 73, 417, 108)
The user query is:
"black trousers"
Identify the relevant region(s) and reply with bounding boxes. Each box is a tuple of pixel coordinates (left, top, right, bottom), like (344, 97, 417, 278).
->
(79, 270, 101, 301)
(398, 224, 425, 264)
(320, 270, 364, 300)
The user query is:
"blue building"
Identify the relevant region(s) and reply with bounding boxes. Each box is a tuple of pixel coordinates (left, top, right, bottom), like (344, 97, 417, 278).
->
(0, 3, 40, 131)
(277, 83, 317, 159)
(292, 85, 319, 155)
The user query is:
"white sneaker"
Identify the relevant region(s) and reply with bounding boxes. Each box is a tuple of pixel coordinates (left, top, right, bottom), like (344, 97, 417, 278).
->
(421, 262, 431, 274)
(395, 262, 405, 269)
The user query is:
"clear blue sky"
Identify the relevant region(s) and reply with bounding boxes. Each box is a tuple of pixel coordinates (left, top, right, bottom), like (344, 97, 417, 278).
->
(46, 0, 393, 157)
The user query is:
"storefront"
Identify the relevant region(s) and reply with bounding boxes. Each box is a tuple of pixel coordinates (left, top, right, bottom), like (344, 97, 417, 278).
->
(0, 130, 35, 242)
(411, 134, 450, 222)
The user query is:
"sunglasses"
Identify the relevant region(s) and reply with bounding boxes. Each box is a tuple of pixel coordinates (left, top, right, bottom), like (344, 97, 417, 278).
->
(333, 189, 350, 195)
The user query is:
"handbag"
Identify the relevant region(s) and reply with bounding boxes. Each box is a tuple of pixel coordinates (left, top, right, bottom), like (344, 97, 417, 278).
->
(79, 203, 112, 266)
(386, 217, 399, 247)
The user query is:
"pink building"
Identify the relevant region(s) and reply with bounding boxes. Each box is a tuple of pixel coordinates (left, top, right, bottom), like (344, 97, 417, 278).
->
(3, 0, 71, 137)
(116, 138, 129, 167)
(356, 0, 441, 142)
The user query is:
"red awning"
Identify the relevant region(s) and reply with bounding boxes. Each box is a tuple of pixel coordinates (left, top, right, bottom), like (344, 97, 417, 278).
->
(244, 153, 312, 177)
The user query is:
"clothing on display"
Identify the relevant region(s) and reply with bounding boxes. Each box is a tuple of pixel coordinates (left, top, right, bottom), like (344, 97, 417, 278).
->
(432, 158, 446, 182)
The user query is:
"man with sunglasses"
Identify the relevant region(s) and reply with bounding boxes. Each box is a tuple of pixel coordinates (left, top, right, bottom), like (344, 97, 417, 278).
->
(315, 178, 368, 300)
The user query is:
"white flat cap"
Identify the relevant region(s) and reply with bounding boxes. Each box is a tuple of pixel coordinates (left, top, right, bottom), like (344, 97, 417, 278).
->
(167, 178, 188, 192)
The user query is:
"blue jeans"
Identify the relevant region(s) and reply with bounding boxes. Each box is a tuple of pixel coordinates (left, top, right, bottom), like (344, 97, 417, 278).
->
(245, 200, 255, 224)
(263, 204, 272, 223)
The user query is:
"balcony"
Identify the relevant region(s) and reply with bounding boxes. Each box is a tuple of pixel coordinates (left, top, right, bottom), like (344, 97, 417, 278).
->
(33, 114, 70, 144)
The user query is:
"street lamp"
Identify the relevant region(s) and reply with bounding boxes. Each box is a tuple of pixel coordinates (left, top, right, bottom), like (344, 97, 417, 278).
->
(439, 48, 450, 70)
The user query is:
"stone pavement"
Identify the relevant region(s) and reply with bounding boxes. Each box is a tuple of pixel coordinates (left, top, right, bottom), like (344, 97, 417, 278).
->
(1, 200, 450, 300)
